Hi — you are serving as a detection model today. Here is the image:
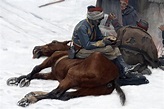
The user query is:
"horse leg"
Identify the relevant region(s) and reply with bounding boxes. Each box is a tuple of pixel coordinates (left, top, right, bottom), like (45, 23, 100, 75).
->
(17, 78, 76, 107)
(17, 91, 48, 107)
(32, 72, 57, 80)
(7, 56, 54, 87)
(59, 85, 115, 101)
(17, 84, 114, 107)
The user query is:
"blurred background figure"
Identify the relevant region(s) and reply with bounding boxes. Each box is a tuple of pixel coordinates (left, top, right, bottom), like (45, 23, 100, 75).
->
(120, 0, 139, 26)
(159, 25, 164, 58)
(96, 0, 122, 25)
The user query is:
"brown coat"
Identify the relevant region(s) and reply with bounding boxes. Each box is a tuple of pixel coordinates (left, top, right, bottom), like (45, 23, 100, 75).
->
(116, 26, 159, 68)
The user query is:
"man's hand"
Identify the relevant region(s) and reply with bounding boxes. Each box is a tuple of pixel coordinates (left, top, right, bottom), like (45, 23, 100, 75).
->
(159, 25, 164, 31)
(108, 13, 117, 21)
(103, 35, 117, 45)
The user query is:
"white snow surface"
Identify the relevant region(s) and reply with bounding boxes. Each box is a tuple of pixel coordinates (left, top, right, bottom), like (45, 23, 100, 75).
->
(0, 0, 164, 109)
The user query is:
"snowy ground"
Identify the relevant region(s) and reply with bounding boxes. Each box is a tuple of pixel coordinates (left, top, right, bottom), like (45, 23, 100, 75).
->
(0, 0, 164, 109)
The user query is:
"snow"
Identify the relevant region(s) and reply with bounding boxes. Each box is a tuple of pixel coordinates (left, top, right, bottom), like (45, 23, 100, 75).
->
(0, 0, 164, 109)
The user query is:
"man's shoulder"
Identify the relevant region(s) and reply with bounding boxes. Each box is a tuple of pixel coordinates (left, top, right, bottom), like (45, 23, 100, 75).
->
(123, 5, 136, 15)
(75, 19, 87, 28)
(77, 19, 90, 27)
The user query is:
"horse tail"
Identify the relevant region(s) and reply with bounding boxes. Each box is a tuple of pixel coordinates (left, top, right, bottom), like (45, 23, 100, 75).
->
(114, 79, 126, 106)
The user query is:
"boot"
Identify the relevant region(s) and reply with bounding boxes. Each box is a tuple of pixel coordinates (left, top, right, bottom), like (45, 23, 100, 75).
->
(116, 55, 135, 76)
(118, 75, 149, 86)
(115, 55, 149, 86)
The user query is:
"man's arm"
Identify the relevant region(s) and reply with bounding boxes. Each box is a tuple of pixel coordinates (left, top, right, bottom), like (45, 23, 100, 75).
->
(77, 26, 113, 50)
(77, 26, 105, 50)
(108, 13, 123, 32)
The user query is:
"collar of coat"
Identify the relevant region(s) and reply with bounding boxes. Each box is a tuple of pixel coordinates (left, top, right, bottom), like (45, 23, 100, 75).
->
(86, 18, 95, 29)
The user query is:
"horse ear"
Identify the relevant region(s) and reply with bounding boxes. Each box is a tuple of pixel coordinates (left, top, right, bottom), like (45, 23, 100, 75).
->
(63, 40, 72, 45)
(52, 40, 58, 43)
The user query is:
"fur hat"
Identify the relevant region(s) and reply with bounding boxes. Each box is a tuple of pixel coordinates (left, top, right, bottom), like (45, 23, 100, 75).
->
(120, 0, 129, 4)
(87, 6, 104, 20)
(137, 19, 149, 31)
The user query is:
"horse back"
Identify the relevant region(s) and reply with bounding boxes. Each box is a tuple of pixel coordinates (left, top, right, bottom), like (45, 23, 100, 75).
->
(52, 55, 83, 81)
(65, 52, 119, 88)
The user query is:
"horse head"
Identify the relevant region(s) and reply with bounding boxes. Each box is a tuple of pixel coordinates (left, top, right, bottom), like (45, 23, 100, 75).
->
(33, 40, 71, 59)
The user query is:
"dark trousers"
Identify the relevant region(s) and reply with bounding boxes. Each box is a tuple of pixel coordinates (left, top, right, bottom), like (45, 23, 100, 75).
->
(112, 56, 125, 78)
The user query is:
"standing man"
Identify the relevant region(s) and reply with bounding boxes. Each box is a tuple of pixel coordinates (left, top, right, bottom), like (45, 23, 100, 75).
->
(120, 0, 139, 26)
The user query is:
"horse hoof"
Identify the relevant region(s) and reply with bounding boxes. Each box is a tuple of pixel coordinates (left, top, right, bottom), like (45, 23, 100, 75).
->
(19, 78, 30, 87)
(17, 98, 30, 107)
(7, 77, 19, 86)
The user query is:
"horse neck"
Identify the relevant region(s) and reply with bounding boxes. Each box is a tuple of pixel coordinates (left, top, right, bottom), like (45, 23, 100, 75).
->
(45, 44, 70, 57)
(52, 51, 68, 59)
(52, 51, 68, 66)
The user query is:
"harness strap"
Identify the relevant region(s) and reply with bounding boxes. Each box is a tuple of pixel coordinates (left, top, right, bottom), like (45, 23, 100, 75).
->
(54, 55, 68, 68)
(73, 42, 82, 51)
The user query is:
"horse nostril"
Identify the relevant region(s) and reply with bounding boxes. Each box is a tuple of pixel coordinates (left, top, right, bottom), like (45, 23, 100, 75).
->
(33, 51, 42, 59)
(33, 46, 42, 54)
(33, 49, 37, 54)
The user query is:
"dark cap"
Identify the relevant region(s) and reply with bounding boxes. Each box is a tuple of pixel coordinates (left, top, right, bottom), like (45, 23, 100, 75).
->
(137, 19, 149, 31)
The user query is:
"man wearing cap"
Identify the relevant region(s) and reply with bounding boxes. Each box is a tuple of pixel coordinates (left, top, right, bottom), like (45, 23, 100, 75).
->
(109, 12, 160, 70)
(120, 0, 139, 26)
(72, 5, 120, 60)
(71, 6, 146, 86)
(136, 19, 149, 31)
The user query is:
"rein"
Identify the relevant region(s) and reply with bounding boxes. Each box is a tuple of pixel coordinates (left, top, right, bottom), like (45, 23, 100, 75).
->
(54, 55, 68, 68)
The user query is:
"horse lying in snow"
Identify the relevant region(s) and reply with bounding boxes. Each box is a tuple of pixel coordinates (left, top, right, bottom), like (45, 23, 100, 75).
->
(7, 40, 126, 107)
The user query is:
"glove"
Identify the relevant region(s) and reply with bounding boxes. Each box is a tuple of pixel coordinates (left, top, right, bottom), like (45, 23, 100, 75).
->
(93, 40, 105, 47)
(103, 38, 113, 45)
(103, 36, 117, 45)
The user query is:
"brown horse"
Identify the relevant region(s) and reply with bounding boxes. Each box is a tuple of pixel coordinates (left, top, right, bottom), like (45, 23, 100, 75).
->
(7, 41, 125, 107)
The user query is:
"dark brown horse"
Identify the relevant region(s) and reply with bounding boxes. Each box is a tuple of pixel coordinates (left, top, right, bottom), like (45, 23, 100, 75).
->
(7, 41, 125, 107)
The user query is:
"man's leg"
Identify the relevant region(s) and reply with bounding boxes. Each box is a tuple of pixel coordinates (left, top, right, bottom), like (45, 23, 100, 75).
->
(114, 55, 149, 86)
(76, 45, 119, 59)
